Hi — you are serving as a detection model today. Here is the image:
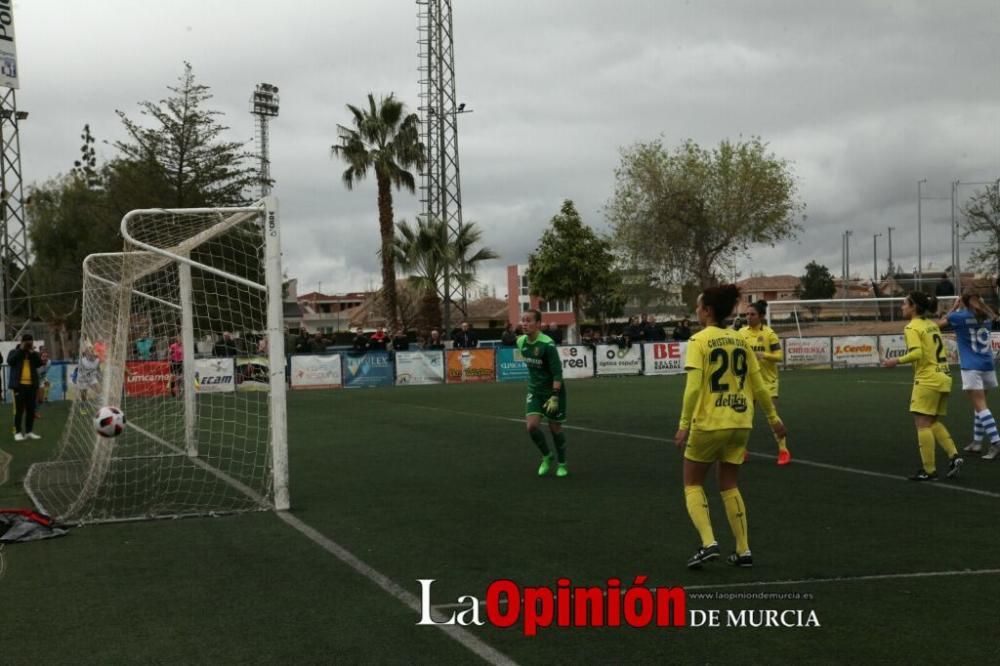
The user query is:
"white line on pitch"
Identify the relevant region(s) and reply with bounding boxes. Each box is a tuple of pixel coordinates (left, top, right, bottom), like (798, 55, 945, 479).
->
(277, 513, 519, 666)
(684, 567, 1000, 591)
(397, 403, 1000, 500)
(127, 422, 518, 666)
(431, 567, 1000, 610)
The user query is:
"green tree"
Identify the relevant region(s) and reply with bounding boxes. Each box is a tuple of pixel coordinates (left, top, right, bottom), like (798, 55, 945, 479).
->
(393, 216, 499, 329)
(582, 270, 627, 335)
(331, 93, 425, 323)
(528, 200, 616, 341)
(962, 183, 1000, 275)
(608, 137, 804, 289)
(115, 62, 256, 209)
(796, 261, 837, 300)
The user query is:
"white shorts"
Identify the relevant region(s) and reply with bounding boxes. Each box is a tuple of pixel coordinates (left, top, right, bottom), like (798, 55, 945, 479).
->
(961, 369, 998, 391)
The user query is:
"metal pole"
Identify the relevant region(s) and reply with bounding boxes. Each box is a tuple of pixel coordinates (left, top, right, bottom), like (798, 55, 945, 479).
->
(841, 232, 846, 298)
(887, 226, 895, 321)
(846, 230, 852, 290)
(952, 180, 961, 295)
(887, 226, 894, 275)
(873, 233, 881, 282)
(917, 179, 926, 290)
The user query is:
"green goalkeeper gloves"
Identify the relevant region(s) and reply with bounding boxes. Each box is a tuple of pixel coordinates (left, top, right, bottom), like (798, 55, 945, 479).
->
(543, 395, 560, 415)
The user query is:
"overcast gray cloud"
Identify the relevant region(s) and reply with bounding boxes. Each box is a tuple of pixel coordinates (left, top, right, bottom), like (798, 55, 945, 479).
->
(13, 0, 1000, 299)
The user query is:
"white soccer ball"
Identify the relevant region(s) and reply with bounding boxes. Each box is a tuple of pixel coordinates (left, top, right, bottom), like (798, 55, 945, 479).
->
(94, 406, 126, 438)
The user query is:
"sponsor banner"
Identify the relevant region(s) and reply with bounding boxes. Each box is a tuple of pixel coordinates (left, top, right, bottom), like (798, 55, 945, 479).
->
(0, 1, 18, 90)
(342, 352, 394, 389)
(195, 357, 236, 393)
(558, 345, 594, 379)
(879, 335, 907, 361)
(784, 337, 832, 368)
(832, 336, 880, 367)
(126, 360, 171, 397)
(496, 347, 529, 383)
(290, 354, 342, 390)
(642, 342, 687, 376)
(395, 351, 444, 386)
(446, 349, 496, 384)
(595, 344, 642, 376)
(236, 356, 270, 392)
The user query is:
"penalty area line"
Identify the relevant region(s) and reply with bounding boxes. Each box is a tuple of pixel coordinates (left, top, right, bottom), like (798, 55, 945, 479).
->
(396, 403, 1000, 500)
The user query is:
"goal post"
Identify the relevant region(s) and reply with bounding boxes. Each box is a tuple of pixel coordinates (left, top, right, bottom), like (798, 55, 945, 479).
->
(25, 197, 289, 523)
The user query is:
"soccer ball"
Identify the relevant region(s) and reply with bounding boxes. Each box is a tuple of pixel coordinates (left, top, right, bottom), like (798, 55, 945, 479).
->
(94, 406, 126, 438)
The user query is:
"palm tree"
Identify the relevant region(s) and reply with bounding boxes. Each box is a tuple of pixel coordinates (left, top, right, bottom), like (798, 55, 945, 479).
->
(331, 93, 424, 322)
(394, 216, 499, 328)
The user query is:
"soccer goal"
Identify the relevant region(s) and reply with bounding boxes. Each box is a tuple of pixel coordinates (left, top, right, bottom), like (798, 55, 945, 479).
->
(25, 198, 289, 524)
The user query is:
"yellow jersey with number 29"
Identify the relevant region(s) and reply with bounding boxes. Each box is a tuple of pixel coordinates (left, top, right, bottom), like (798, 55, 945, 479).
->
(902, 317, 951, 392)
(684, 325, 765, 431)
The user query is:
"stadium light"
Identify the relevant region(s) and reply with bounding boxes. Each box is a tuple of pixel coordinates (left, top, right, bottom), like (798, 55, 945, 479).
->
(917, 179, 927, 290)
(250, 83, 279, 117)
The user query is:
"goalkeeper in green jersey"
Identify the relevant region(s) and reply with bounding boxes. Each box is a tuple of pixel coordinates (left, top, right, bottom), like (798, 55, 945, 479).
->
(517, 309, 569, 477)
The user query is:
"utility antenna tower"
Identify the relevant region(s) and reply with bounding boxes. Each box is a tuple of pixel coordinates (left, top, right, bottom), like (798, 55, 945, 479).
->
(417, 0, 467, 334)
(250, 83, 280, 198)
(0, 13, 30, 341)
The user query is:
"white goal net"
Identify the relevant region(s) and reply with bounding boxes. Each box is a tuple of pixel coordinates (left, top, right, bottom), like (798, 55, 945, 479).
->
(25, 199, 289, 524)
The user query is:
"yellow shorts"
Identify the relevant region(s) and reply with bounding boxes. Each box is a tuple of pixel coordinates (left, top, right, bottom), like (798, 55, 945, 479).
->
(762, 379, 779, 399)
(909, 384, 949, 416)
(684, 428, 751, 465)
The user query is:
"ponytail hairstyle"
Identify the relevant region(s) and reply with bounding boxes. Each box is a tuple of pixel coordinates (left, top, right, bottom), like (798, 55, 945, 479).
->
(961, 291, 997, 323)
(907, 291, 938, 316)
(700, 284, 742, 324)
(750, 300, 768, 317)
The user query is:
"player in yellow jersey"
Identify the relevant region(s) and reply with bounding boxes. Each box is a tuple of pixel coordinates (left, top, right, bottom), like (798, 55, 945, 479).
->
(675, 285, 787, 569)
(739, 300, 791, 465)
(881, 292, 963, 481)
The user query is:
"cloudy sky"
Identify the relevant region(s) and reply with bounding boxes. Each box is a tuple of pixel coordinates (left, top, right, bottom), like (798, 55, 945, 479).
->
(13, 0, 1000, 298)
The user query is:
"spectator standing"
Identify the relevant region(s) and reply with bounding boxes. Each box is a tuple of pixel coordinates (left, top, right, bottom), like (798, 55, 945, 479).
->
(500, 323, 518, 347)
(424, 329, 445, 350)
(453, 321, 479, 348)
(624, 316, 644, 346)
(214, 332, 239, 357)
(352, 327, 368, 352)
(391, 324, 410, 352)
(368, 325, 389, 351)
(673, 318, 693, 341)
(7, 334, 43, 440)
(645, 315, 667, 342)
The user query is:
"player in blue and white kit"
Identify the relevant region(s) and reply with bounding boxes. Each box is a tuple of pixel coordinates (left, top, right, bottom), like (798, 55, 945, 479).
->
(940, 292, 1000, 460)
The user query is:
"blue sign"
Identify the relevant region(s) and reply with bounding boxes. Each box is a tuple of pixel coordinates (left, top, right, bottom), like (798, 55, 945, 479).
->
(496, 347, 529, 383)
(341, 352, 394, 389)
(43, 361, 70, 401)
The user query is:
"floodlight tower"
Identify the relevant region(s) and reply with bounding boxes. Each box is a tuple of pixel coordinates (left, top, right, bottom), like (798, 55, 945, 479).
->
(0, 8, 31, 341)
(417, 0, 468, 335)
(250, 83, 279, 198)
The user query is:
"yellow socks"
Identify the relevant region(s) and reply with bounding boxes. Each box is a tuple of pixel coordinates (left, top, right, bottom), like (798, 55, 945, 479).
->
(721, 488, 749, 554)
(684, 485, 715, 547)
(917, 427, 936, 473)
(930, 422, 958, 458)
